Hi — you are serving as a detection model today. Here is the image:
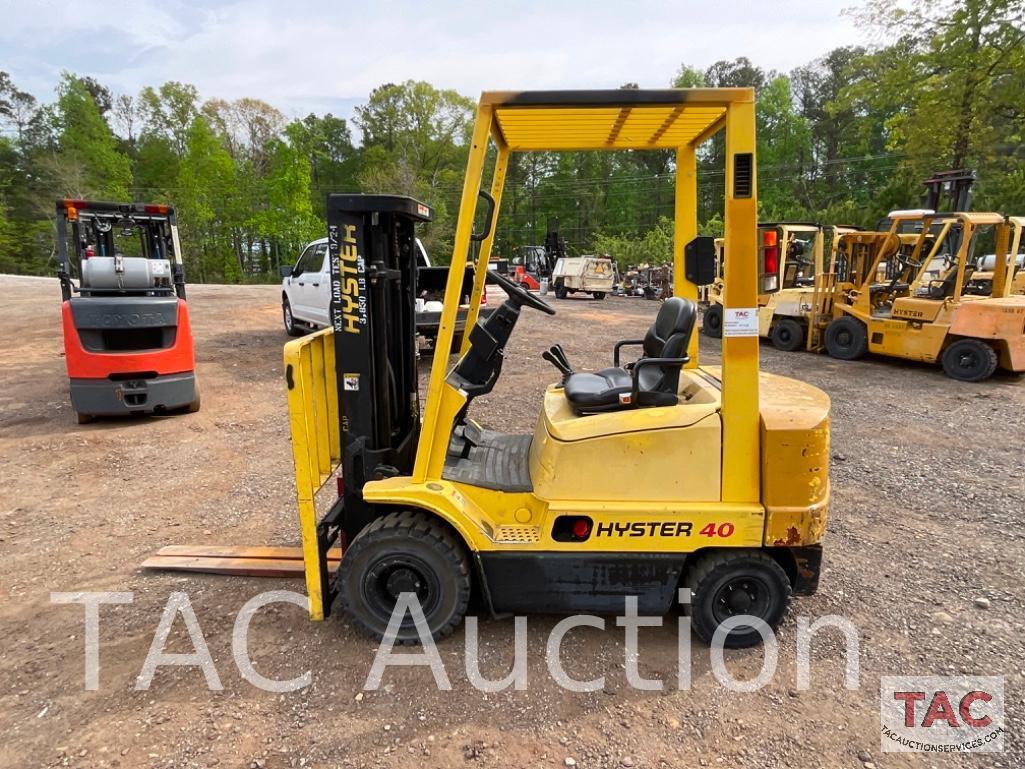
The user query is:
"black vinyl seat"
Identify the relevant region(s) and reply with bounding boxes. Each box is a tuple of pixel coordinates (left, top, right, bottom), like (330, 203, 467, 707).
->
(563, 297, 697, 414)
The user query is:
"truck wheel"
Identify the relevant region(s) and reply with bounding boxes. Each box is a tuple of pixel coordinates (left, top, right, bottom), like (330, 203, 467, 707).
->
(593, 292, 606, 300)
(338, 511, 471, 644)
(555, 284, 568, 300)
(824, 316, 868, 360)
(684, 550, 791, 648)
(702, 304, 723, 338)
(282, 298, 303, 337)
(770, 318, 805, 352)
(941, 338, 998, 382)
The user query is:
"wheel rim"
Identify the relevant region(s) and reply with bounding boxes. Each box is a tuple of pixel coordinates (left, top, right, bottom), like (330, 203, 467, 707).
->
(711, 575, 772, 627)
(836, 329, 852, 348)
(284, 305, 292, 329)
(708, 311, 721, 330)
(778, 327, 793, 344)
(956, 349, 979, 372)
(361, 554, 441, 626)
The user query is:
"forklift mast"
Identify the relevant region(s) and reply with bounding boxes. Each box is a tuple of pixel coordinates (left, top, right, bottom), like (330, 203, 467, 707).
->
(923, 169, 975, 213)
(326, 194, 433, 538)
(55, 200, 186, 302)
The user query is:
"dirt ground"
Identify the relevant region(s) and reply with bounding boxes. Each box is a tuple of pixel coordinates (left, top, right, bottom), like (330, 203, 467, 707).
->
(1, 274, 1022, 769)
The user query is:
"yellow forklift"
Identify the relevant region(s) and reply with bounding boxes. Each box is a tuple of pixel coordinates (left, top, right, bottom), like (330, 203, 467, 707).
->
(284, 89, 831, 648)
(809, 210, 1025, 380)
(703, 222, 860, 351)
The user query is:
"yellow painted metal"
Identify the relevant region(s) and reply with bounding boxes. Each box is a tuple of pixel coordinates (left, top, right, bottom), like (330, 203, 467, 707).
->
(758, 371, 830, 546)
(674, 145, 699, 365)
(414, 102, 493, 483)
(283, 328, 342, 620)
(460, 145, 509, 356)
(721, 98, 760, 503)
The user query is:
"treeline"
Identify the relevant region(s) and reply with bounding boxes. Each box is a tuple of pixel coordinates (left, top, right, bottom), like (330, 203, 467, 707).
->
(0, 0, 1022, 279)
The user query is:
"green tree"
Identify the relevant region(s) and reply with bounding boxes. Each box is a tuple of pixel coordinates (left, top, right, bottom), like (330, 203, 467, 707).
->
(177, 116, 238, 281)
(53, 74, 132, 199)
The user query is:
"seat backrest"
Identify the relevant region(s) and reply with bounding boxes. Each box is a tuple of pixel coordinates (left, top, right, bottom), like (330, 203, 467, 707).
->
(642, 297, 697, 392)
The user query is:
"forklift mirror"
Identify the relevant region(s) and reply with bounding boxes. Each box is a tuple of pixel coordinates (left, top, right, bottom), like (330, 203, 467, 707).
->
(684, 237, 717, 286)
(279, 264, 294, 279)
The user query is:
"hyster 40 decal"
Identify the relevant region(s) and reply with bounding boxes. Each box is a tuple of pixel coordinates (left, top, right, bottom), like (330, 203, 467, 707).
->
(593, 521, 736, 538)
(596, 521, 694, 537)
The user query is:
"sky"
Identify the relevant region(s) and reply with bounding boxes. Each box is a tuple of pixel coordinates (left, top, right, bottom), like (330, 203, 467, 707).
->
(0, 0, 866, 128)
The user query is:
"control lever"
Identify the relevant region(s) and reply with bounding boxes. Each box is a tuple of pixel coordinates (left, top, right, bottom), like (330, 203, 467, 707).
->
(549, 344, 573, 372)
(542, 349, 573, 381)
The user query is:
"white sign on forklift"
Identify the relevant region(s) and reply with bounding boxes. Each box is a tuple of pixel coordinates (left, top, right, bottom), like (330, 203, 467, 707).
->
(723, 307, 760, 337)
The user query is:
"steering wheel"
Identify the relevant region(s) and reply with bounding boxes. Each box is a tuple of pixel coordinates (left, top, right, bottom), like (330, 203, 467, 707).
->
(486, 268, 556, 315)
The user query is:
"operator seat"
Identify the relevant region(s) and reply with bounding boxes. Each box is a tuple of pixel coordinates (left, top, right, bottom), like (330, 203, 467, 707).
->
(563, 297, 696, 414)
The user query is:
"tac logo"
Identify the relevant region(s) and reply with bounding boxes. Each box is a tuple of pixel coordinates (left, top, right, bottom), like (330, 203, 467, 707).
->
(880, 676, 1004, 753)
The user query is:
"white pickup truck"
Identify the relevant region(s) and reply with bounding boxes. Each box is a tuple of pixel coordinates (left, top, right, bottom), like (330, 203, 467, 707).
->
(280, 237, 491, 349)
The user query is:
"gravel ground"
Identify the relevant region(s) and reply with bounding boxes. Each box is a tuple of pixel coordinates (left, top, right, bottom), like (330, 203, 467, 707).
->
(0, 274, 1022, 769)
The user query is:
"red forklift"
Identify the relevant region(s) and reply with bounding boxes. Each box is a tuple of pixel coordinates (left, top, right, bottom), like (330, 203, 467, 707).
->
(56, 200, 200, 423)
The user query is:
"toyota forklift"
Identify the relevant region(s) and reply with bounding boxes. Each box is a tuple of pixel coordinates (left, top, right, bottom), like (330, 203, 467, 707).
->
(285, 89, 831, 648)
(56, 200, 199, 423)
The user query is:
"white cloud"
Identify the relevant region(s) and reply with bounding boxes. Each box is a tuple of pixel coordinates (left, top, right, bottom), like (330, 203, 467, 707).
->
(0, 0, 866, 123)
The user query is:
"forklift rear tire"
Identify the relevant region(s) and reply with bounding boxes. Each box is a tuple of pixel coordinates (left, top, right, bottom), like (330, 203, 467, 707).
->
(283, 298, 303, 337)
(338, 510, 471, 645)
(941, 338, 998, 382)
(770, 318, 805, 352)
(684, 550, 791, 649)
(76, 412, 94, 425)
(702, 304, 723, 338)
(824, 316, 868, 360)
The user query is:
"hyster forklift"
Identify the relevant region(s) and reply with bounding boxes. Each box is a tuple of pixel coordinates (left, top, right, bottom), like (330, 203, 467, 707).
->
(810, 210, 1025, 381)
(56, 200, 199, 422)
(284, 90, 831, 648)
(702, 222, 860, 351)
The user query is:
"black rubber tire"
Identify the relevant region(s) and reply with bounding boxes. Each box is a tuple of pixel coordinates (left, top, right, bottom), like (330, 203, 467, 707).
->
(770, 318, 805, 352)
(282, 297, 303, 337)
(554, 284, 568, 300)
(941, 338, 998, 382)
(338, 511, 471, 645)
(824, 316, 868, 360)
(186, 387, 201, 413)
(593, 292, 606, 300)
(76, 412, 94, 425)
(684, 550, 792, 648)
(702, 304, 723, 338)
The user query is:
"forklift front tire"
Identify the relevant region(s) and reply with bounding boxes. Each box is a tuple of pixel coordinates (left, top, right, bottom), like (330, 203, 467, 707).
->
(338, 511, 471, 645)
(941, 338, 998, 382)
(684, 549, 791, 649)
(702, 304, 723, 338)
(770, 318, 805, 352)
(824, 316, 868, 360)
(187, 386, 201, 413)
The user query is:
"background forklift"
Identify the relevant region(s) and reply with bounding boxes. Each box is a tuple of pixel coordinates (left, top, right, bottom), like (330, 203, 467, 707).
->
(702, 222, 860, 351)
(56, 200, 199, 422)
(810, 210, 1025, 380)
(284, 89, 831, 649)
